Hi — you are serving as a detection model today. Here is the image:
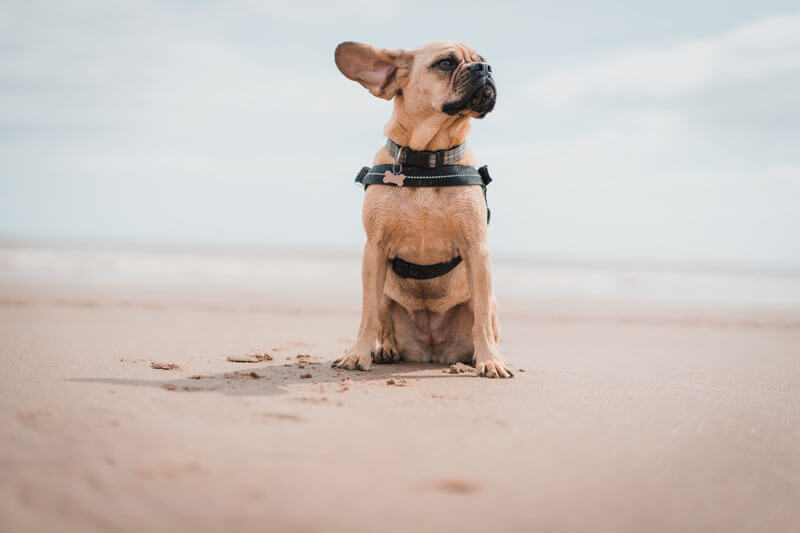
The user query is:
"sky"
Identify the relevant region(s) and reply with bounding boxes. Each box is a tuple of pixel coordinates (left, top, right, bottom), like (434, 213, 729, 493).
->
(1, 0, 799, 268)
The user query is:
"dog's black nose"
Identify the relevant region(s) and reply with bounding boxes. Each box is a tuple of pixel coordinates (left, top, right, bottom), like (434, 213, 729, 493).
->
(468, 62, 492, 78)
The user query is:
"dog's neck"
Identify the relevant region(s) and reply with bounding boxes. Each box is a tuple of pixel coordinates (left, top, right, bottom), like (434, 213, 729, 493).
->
(384, 96, 473, 152)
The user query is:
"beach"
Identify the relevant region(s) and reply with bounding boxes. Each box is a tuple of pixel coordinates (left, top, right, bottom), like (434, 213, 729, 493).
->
(1, 243, 799, 532)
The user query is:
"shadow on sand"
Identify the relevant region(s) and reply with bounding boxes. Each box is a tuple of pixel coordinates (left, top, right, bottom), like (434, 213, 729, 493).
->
(69, 359, 475, 397)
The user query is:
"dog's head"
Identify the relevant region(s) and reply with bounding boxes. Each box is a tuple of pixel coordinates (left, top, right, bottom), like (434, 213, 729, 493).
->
(335, 41, 496, 120)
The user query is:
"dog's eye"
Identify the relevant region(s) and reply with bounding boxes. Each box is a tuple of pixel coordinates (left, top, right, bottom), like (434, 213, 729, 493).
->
(435, 58, 456, 70)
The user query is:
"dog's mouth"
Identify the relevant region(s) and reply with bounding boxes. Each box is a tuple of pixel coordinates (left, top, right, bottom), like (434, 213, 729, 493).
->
(442, 77, 496, 118)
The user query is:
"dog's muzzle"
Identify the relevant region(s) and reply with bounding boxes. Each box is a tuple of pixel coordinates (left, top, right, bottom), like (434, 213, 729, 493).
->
(468, 79, 496, 117)
(442, 62, 497, 118)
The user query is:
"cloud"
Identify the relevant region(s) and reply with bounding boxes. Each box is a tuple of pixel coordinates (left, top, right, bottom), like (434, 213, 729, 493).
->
(1, 3, 798, 267)
(479, 108, 685, 184)
(528, 13, 800, 105)
(763, 164, 800, 185)
(0, 0, 386, 135)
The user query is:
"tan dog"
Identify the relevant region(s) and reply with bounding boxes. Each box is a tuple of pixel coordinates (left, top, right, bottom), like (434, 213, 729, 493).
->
(333, 41, 512, 378)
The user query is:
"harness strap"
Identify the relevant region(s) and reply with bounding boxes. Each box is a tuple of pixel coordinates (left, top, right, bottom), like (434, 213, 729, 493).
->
(391, 256, 462, 280)
(355, 164, 492, 224)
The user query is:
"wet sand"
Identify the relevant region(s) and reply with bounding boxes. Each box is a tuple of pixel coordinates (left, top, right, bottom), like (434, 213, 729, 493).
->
(1, 253, 799, 532)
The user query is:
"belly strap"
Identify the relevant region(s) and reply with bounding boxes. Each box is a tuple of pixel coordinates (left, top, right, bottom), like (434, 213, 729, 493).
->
(391, 256, 463, 280)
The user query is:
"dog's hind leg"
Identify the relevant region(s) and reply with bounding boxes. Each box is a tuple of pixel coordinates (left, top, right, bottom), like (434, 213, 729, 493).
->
(373, 295, 400, 364)
(384, 301, 431, 363)
(433, 302, 476, 365)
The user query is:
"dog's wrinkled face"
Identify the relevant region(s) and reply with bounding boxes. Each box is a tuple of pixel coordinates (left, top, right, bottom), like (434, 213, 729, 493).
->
(335, 41, 496, 120)
(425, 44, 496, 118)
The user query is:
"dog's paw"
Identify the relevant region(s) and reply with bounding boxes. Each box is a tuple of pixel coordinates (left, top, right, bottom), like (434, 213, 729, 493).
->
(331, 351, 372, 371)
(475, 356, 513, 378)
(371, 344, 400, 364)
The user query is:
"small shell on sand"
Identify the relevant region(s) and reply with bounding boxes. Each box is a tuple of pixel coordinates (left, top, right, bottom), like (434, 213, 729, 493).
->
(226, 353, 273, 363)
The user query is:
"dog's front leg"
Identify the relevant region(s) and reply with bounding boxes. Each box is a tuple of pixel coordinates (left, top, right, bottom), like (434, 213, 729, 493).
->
(334, 241, 387, 371)
(464, 246, 513, 378)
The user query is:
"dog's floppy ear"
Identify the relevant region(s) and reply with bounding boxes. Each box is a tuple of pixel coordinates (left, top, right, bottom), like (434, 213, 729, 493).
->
(335, 42, 410, 100)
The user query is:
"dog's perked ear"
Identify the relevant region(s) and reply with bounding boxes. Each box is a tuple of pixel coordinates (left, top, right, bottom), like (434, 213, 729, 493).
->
(335, 42, 410, 100)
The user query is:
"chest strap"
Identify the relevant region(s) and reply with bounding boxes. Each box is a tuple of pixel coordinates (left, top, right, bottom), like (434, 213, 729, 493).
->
(355, 164, 492, 224)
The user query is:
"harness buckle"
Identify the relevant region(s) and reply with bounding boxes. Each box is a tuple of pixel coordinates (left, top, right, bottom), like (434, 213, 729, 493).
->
(354, 166, 370, 187)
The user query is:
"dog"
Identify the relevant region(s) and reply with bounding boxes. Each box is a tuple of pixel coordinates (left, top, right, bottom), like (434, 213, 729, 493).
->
(332, 41, 512, 378)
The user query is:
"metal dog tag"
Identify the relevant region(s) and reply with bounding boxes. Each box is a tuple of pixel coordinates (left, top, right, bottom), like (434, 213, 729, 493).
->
(383, 170, 406, 187)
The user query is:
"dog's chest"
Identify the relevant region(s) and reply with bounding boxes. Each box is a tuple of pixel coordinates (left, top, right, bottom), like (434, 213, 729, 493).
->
(363, 185, 486, 258)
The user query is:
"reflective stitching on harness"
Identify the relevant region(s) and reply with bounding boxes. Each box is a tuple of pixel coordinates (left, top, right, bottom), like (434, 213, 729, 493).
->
(365, 173, 481, 179)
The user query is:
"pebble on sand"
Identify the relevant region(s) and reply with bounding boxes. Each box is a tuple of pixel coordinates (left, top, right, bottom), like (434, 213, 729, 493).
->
(150, 362, 180, 370)
(446, 363, 475, 374)
(226, 353, 273, 363)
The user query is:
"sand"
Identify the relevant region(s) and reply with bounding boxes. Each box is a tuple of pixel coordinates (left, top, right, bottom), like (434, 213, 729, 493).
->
(1, 249, 800, 532)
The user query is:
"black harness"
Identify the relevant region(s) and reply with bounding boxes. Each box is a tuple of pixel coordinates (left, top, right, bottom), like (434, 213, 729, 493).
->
(354, 141, 493, 281)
